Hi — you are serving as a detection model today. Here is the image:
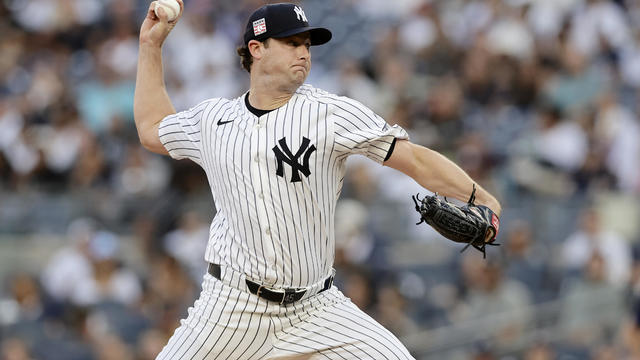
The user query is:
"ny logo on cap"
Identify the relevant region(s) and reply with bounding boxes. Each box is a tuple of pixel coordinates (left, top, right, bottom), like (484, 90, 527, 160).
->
(294, 6, 307, 22)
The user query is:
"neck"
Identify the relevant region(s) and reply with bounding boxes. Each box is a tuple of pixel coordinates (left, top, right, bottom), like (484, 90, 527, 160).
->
(249, 72, 299, 110)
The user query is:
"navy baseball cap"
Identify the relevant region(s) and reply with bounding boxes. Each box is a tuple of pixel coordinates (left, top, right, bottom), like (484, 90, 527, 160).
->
(243, 3, 332, 46)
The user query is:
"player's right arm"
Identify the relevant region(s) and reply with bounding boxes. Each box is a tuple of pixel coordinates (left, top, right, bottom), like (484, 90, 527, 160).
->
(134, 0, 184, 155)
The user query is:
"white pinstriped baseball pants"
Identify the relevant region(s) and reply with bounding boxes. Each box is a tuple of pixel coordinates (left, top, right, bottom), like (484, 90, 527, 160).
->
(156, 273, 415, 360)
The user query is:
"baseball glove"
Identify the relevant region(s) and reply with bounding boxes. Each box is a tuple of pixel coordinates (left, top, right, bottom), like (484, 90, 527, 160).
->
(412, 184, 500, 258)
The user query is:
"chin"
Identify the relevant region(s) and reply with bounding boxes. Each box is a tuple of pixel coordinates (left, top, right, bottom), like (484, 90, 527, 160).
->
(292, 72, 307, 85)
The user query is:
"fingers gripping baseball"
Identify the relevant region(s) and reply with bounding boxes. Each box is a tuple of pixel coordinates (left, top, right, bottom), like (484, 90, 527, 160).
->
(139, 0, 184, 47)
(154, 0, 181, 21)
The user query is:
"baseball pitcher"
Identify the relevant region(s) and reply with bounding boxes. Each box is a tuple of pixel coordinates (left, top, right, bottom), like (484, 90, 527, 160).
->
(134, 2, 502, 359)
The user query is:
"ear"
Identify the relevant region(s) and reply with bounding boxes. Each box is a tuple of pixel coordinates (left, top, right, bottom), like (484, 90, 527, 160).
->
(248, 40, 265, 60)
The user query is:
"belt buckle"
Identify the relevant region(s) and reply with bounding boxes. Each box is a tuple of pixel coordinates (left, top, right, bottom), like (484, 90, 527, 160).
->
(256, 285, 265, 297)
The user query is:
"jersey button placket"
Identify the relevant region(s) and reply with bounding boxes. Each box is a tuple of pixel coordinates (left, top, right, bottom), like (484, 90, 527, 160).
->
(250, 116, 277, 278)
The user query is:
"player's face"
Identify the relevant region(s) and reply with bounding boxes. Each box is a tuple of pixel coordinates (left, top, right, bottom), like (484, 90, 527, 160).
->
(263, 33, 312, 87)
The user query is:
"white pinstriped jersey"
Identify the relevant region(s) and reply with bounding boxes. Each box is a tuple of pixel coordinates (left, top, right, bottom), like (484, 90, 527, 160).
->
(159, 84, 408, 289)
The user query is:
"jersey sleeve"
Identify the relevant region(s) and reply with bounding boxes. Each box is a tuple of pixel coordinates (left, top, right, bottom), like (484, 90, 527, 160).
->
(332, 97, 409, 163)
(158, 100, 210, 167)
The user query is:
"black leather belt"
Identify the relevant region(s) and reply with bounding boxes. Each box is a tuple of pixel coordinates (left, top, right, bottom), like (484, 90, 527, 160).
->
(208, 263, 333, 305)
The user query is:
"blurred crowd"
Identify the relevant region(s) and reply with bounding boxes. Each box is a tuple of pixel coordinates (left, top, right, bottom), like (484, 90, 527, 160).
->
(1, 0, 640, 359)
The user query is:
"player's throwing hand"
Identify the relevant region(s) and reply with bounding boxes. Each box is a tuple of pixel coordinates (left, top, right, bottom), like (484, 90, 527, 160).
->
(139, 0, 184, 48)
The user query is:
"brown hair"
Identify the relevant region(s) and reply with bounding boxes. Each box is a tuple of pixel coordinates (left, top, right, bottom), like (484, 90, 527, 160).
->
(236, 39, 269, 73)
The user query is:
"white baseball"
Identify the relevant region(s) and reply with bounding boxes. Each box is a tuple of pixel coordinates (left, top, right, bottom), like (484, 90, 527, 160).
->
(154, 0, 180, 21)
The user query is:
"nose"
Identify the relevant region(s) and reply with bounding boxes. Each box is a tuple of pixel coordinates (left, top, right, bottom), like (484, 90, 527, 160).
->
(298, 45, 310, 60)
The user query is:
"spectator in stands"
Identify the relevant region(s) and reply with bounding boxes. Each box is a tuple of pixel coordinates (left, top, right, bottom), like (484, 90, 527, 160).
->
(503, 220, 557, 303)
(452, 255, 532, 349)
(42, 223, 142, 307)
(560, 251, 626, 348)
(562, 207, 632, 286)
(136, 328, 169, 360)
(0, 337, 34, 360)
(162, 210, 209, 282)
(373, 280, 421, 339)
(523, 342, 555, 360)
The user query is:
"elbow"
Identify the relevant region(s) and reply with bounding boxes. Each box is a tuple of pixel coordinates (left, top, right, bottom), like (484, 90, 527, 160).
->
(133, 111, 165, 153)
(138, 135, 156, 151)
(138, 132, 163, 154)
(135, 124, 165, 154)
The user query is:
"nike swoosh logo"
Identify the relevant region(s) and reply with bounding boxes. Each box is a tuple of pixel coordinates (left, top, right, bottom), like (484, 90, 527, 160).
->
(217, 119, 234, 125)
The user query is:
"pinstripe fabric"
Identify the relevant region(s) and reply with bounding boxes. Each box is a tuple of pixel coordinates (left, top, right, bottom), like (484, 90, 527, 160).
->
(269, 287, 414, 359)
(158, 84, 408, 289)
(156, 274, 273, 360)
(157, 84, 414, 359)
(157, 275, 414, 360)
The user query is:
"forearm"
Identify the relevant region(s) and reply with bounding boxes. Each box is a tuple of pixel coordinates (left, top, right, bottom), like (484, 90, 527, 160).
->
(385, 141, 501, 215)
(417, 148, 499, 212)
(133, 44, 174, 153)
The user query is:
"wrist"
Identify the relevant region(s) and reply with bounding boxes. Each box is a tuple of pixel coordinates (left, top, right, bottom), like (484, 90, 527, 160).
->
(469, 184, 501, 216)
(139, 40, 164, 51)
(485, 198, 501, 217)
(476, 192, 501, 216)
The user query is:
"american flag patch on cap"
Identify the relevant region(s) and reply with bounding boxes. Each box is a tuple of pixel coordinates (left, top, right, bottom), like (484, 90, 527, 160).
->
(253, 18, 267, 36)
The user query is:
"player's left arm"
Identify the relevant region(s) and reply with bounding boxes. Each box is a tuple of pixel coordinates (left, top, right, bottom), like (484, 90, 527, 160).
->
(383, 139, 502, 216)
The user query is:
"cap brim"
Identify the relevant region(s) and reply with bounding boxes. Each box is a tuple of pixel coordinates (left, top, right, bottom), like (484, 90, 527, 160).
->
(271, 26, 332, 46)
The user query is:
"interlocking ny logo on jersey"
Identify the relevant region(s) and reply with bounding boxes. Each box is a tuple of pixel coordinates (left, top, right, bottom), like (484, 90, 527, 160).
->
(294, 6, 307, 22)
(273, 137, 316, 183)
